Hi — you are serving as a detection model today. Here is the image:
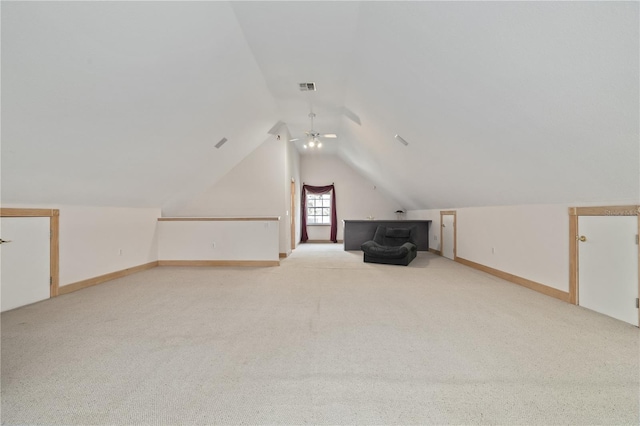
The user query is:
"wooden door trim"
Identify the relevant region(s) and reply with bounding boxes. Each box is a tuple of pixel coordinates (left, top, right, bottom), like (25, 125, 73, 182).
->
(568, 205, 639, 326)
(568, 214, 578, 305)
(440, 210, 457, 259)
(290, 179, 296, 251)
(1, 208, 60, 297)
(569, 206, 638, 217)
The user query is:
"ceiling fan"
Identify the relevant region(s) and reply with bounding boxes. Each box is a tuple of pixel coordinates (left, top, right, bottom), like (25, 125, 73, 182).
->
(289, 112, 337, 149)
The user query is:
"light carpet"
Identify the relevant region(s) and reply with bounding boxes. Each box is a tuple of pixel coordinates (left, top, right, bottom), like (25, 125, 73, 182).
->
(1, 244, 639, 425)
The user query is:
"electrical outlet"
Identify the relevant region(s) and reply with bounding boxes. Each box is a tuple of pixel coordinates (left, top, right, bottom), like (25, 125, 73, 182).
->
(212, 242, 216, 249)
(118, 249, 123, 256)
(491, 247, 495, 254)
(433, 235, 437, 240)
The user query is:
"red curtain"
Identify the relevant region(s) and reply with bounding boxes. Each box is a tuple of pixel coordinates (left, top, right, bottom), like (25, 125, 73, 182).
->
(301, 184, 337, 243)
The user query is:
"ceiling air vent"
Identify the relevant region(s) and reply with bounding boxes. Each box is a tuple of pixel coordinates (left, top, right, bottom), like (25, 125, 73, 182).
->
(299, 82, 316, 91)
(394, 134, 409, 146)
(215, 137, 228, 149)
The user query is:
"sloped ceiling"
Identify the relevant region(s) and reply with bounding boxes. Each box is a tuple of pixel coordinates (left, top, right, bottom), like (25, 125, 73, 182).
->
(1, 2, 279, 208)
(2, 2, 638, 211)
(341, 2, 640, 209)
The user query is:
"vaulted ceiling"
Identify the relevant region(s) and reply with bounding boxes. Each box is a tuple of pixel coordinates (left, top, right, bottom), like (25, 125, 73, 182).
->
(2, 1, 638, 211)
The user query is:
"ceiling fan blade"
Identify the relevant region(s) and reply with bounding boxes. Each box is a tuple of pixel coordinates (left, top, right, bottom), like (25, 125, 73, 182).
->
(321, 134, 337, 138)
(289, 138, 300, 142)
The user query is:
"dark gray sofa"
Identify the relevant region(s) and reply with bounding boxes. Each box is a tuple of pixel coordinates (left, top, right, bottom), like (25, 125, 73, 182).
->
(361, 225, 417, 266)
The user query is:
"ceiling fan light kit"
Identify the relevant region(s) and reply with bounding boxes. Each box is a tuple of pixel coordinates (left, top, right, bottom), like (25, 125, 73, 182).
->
(304, 112, 320, 149)
(304, 137, 323, 150)
(296, 111, 338, 150)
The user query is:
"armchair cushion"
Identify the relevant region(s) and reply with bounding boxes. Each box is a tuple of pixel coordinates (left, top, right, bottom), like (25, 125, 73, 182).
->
(383, 227, 416, 246)
(361, 225, 418, 266)
(361, 240, 416, 259)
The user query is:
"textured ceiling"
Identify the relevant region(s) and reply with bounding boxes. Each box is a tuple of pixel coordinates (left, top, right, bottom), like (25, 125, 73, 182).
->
(2, 1, 638, 211)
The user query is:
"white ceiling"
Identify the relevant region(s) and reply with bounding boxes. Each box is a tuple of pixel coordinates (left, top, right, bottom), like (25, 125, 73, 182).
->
(2, 1, 638, 211)
(231, 1, 361, 154)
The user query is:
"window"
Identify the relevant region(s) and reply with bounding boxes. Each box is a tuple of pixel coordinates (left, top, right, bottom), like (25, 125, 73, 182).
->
(306, 193, 332, 225)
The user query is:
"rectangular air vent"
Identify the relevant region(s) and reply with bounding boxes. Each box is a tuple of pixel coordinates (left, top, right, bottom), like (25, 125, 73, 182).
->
(299, 82, 316, 91)
(215, 137, 228, 149)
(394, 134, 409, 146)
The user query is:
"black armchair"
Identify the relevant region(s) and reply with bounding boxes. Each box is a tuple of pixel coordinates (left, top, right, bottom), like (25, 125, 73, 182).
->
(361, 225, 418, 266)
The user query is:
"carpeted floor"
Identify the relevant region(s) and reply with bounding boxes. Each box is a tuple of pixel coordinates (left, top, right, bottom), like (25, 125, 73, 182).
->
(2, 244, 639, 425)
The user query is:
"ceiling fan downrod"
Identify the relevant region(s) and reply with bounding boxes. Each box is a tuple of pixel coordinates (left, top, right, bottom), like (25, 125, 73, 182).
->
(305, 112, 321, 149)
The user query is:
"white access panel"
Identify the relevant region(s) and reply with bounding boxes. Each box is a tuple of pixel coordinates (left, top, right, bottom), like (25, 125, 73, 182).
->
(1, 217, 51, 312)
(578, 216, 638, 326)
(442, 215, 455, 260)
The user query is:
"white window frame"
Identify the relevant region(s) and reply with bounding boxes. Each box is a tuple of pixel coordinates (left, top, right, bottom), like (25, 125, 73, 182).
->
(306, 193, 332, 226)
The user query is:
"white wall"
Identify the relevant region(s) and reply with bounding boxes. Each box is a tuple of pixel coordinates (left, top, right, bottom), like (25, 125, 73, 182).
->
(3, 204, 161, 287)
(59, 206, 160, 285)
(407, 200, 639, 292)
(300, 154, 401, 241)
(176, 137, 285, 217)
(284, 127, 302, 252)
(175, 135, 291, 254)
(157, 220, 279, 261)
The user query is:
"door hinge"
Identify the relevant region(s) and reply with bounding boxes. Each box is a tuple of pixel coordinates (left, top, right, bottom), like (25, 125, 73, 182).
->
(636, 298, 639, 309)
(50, 277, 52, 286)
(636, 234, 638, 245)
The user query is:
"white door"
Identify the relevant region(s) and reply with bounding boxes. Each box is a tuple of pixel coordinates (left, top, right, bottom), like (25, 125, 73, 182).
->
(1, 217, 51, 312)
(442, 215, 455, 260)
(578, 216, 638, 326)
